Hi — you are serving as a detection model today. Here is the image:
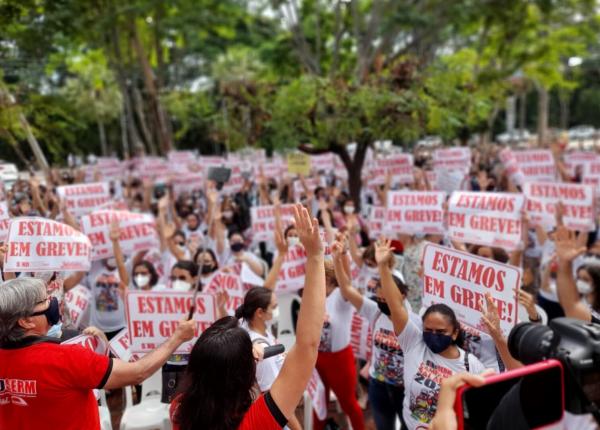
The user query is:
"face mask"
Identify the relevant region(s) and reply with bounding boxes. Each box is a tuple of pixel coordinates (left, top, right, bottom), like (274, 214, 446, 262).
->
(231, 242, 245, 253)
(32, 297, 61, 327)
(344, 206, 355, 215)
(423, 331, 453, 354)
(105, 258, 117, 270)
(47, 323, 63, 339)
(201, 264, 215, 275)
(370, 296, 391, 316)
(270, 307, 280, 321)
(135, 274, 150, 288)
(222, 211, 233, 219)
(172, 279, 191, 292)
(577, 280, 593, 295)
(287, 237, 300, 247)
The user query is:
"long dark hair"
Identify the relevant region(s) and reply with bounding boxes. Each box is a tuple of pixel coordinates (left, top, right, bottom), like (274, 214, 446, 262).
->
(132, 261, 159, 287)
(580, 265, 600, 311)
(174, 317, 256, 430)
(422, 303, 464, 347)
(235, 287, 272, 321)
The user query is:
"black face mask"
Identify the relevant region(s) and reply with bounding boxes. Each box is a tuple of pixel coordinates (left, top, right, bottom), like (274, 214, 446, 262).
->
(370, 296, 391, 317)
(231, 242, 244, 253)
(32, 297, 61, 327)
(201, 264, 215, 275)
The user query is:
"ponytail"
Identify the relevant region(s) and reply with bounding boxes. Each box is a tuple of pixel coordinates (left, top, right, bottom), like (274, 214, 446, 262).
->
(234, 304, 245, 320)
(236, 287, 272, 322)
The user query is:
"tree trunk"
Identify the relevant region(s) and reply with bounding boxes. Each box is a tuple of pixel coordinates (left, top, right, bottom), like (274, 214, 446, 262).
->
(129, 14, 173, 154)
(119, 107, 129, 158)
(536, 83, 549, 145)
(331, 140, 369, 210)
(559, 89, 569, 130)
(519, 91, 527, 139)
(97, 117, 108, 156)
(132, 85, 157, 155)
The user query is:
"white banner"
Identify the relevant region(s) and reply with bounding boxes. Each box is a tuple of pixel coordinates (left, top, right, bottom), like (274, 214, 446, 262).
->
(109, 328, 143, 362)
(4, 217, 92, 272)
(513, 149, 556, 182)
(350, 312, 372, 361)
(250, 204, 296, 242)
(433, 147, 471, 172)
(523, 182, 596, 232)
(64, 285, 91, 329)
(172, 172, 204, 196)
(422, 243, 521, 337)
(371, 154, 414, 185)
(386, 191, 446, 234)
(56, 182, 111, 217)
(368, 206, 387, 239)
(447, 192, 525, 251)
(276, 245, 307, 293)
(307, 370, 327, 421)
(62, 334, 109, 355)
(126, 290, 216, 354)
(0, 201, 10, 243)
(205, 271, 248, 316)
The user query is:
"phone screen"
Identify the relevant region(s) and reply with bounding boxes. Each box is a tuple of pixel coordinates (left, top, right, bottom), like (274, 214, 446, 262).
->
(462, 365, 563, 429)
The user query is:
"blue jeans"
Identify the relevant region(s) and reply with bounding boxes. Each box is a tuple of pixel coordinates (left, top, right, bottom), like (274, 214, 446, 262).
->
(368, 378, 406, 430)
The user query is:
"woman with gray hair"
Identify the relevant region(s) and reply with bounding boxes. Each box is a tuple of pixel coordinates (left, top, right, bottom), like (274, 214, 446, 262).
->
(0, 277, 195, 430)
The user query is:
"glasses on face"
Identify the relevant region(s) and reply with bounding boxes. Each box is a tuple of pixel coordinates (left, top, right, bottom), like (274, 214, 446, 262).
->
(170, 275, 188, 281)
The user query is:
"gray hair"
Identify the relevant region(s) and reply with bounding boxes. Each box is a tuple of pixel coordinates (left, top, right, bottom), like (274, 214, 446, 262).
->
(0, 277, 47, 343)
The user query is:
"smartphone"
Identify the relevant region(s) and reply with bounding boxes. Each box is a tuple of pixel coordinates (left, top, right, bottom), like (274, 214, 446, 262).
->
(455, 359, 564, 430)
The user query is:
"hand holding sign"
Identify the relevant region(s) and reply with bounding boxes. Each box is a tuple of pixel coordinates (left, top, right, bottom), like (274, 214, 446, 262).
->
(294, 204, 322, 256)
(174, 318, 196, 343)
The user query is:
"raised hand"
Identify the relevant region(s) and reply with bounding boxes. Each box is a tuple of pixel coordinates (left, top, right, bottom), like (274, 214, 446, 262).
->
(554, 226, 586, 263)
(109, 219, 121, 242)
(480, 293, 501, 338)
(374, 237, 394, 267)
(293, 203, 322, 257)
(517, 289, 539, 321)
(274, 229, 288, 255)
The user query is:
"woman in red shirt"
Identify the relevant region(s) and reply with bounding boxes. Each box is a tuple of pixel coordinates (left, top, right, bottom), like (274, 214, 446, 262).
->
(171, 204, 326, 430)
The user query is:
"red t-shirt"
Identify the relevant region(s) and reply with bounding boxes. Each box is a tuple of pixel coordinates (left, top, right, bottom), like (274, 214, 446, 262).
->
(0, 337, 112, 430)
(170, 392, 287, 429)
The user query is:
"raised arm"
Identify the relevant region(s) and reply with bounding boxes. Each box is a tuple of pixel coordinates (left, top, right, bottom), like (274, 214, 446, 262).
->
(331, 238, 363, 310)
(480, 293, 523, 370)
(555, 226, 591, 322)
(270, 204, 325, 420)
(263, 229, 288, 291)
(346, 216, 364, 268)
(110, 219, 129, 287)
(376, 238, 409, 335)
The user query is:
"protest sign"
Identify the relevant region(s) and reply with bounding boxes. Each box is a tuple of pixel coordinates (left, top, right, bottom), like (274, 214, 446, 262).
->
(0, 200, 9, 242)
(168, 150, 196, 164)
(447, 192, 525, 251)
(434, 169, 468, 194)
(523, 182, 596, 231)
(287, 153, 310, 176)
(109, 328, 143, 362)
(81, 210, 159, 260)
(371, 154, 414, 186)
(171, 172, 204, 196)
(276, 245, 307, 293)
(206, 271, 248, 315)
(126, 290, 216, 354)
(261, 162, 284, 179)
(513, 149, 556, 182)
(350, 312, 372, 361)
(422, 243, 521, 337)
(367, 206, 387, 239)
(498, 148, 525, 187)
(583, 161, 600, 192)
(307, 370, 327, 421)
(563, 151, 598, 177)
(433, 147, 471, 172)
(64, 285, 91, 329)
(311, 153, 335, 173)
(62, 334, 109, 356)
(221, 163, 245, 195)
(293, 177, 319, 198)
(250, 204, 296, 242)
(56, 182, 111, 217)
(386, 191, 446, 234)
(4, 217, 92, 272)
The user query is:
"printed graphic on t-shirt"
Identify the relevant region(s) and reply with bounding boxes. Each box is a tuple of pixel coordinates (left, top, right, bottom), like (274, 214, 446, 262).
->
(409, 360, 452, 424)
(373, 328, 404, 384)
(94, 274, 120, 312)
(318, 314, 332, 352)
(366, 277, 379, 295)
(0, 378, 37, 406)
(461, 325, 482, 359)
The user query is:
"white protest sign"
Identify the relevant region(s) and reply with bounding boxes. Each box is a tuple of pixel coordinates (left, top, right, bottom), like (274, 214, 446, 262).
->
(276, 245, 307, 293)
(64, 285, 91, 329)
(435, 169, 469, 194)
(583, 161, 600, 194)
(350, 312, 372, 361)
(62, 334, 109, 356)
(433, 147, 471, 172)
(368, 206, 387, 239)
(56, 182, 111, 217)
(222, 163, 245, 195)
(0, 201, 10, 242)
(172, 172, 204, 196)
(206, 271, 247, 316)
(168, 150, 196, 164)
(563, 151, 598, 177)
(250, 204, 296, 242)
(4, 217, 92, 272)
(307, 370, 327, 421)
(447, 192, 525, 251)
(372, 154, 414, 185)
(523, 182, 596, 232)
(81, 210, 159, 260)
(126, 290, 216, 354)
(386, 191, 446, 234)
(422, 243, 521, 337)
(311, 153, 335, 173)
(513, 149, 556, 182)
(109, 328, 143, 362)
(499, 148, 525, 187)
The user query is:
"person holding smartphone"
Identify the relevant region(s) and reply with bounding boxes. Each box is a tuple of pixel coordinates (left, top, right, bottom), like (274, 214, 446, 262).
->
(375, 238, 487, 430)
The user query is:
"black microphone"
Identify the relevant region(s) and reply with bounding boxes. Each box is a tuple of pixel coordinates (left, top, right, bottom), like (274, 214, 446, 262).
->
(263, 344, 285, 359)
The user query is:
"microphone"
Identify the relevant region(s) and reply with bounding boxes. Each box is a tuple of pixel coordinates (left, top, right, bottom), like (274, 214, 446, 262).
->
(263, 344, 285, 359)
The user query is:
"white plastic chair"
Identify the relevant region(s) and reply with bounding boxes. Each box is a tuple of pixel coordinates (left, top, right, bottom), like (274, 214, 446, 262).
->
(120, 370, 171, 430)
(275, 293, 301, 351)
(98, 390, 113, 430)
(303, 391, 313, 430)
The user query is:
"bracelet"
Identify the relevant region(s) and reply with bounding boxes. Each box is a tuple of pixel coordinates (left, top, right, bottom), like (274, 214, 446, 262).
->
(529, 314, 542, 323)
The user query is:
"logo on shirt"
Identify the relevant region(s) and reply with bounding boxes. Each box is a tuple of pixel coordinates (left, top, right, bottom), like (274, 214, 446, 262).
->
(409, 360, 452, 424)
(0, 378, 38, 407)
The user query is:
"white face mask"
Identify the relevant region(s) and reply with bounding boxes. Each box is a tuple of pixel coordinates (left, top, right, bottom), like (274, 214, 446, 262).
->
(344, 206, 355, 215)
(135, 274, 151, 288)
(105, 258, 117, 270)
(577, 279, 593, 295)
(172, 279, 191, 292)
(287, 237, 300, 247)
(270, 307, 280, 321)
(222, 210, 233, 219)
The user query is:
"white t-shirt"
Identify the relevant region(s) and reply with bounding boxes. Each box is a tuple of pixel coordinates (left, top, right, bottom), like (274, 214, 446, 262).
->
(398, 318, 486, 430)
(86, 262, 126, 333)
(245, 324, 284, 392)
(318, 288, 354, 353)
(359, 298, 410, 386)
